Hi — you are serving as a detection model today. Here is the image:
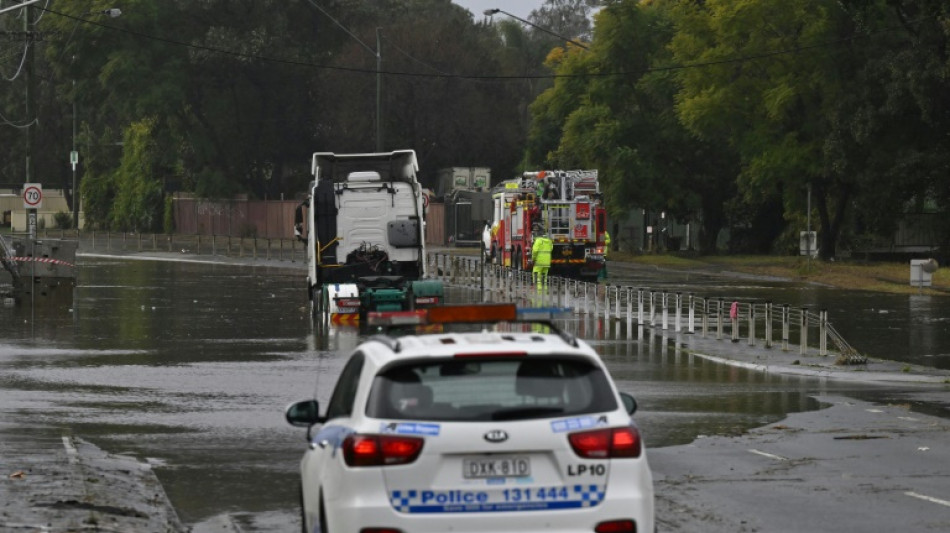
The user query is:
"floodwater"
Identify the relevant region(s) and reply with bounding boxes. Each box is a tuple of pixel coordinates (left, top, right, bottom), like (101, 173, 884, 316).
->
(604, 262, 950, 370)
(0, 257, 946, 529)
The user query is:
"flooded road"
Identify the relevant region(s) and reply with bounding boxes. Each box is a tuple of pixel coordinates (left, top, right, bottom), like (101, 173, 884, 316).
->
(605, 262, 950, 369)
(0, 256, 945, 530)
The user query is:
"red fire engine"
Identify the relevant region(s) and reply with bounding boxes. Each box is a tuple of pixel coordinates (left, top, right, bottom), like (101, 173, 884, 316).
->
(487, 170, 606, 281)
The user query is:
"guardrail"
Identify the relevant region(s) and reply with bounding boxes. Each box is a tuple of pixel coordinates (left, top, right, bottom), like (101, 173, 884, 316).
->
(428, 252, 866, 365)
(35, 229, 306, 264)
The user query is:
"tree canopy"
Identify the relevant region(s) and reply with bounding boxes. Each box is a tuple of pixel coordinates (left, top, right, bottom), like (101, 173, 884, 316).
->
(2, 0, 949, 257)
(525, 0, 950, 257)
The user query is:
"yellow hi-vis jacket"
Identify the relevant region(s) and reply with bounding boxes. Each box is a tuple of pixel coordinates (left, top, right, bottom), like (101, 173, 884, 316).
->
(532, 236, 553, 267)
(604, 231, 611, 257)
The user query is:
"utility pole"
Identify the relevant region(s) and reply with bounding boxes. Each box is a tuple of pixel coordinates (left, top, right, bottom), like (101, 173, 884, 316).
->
(376, 27, 382, 152)
(25, 0, 37, 238)
(24, 0, 34, 184)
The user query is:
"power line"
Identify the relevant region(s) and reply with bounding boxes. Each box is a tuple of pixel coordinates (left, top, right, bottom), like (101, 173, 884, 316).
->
(0, 39, 30, 80)
(34, 5, 929, 83)
(0, 105, 36, 128)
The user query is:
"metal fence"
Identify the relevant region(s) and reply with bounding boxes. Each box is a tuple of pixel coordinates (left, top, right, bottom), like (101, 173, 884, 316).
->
(37, 229, 306, 264)
(427, 252, 865, 365)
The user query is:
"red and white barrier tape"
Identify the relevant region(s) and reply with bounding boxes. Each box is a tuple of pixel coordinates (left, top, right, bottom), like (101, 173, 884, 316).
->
(7, 256, 76, 268)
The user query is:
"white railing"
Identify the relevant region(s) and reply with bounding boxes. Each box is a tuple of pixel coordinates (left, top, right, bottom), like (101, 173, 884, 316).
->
(427, 252, 864, 363)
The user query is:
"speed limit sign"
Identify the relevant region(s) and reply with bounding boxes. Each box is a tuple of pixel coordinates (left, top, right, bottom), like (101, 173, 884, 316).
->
(23, 183, 43, 209)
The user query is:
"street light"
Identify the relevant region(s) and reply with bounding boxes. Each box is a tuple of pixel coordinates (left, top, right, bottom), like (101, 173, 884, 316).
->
(309, 3, 383, 151)
(483, 8, 589, 50)
(71, 8, 122, 229)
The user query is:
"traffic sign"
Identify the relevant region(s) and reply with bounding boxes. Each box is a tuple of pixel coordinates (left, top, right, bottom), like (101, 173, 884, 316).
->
(70, 150, 79, 171)
(23, 183, 42, 209)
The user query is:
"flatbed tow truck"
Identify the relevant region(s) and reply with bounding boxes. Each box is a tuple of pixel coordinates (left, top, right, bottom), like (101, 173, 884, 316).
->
(295, 150, 443, 325)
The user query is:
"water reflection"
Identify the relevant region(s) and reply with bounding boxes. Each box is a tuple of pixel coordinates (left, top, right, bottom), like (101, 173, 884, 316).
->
(607, 267, 950, 369)
(0, 258, 944, 528)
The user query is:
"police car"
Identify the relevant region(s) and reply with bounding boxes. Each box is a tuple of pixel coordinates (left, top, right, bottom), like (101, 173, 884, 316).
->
(285, 304, 654, 533)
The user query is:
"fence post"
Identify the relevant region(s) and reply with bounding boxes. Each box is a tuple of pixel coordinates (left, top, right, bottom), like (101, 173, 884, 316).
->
(731, 301, 739, 342)
(800, 307, 808, 355)
(650, 291, 657, 327)
(701, 297, 708, 337)
(615, 286, 621, 320)
(637, 289, 644, 326)
(820, 309, 828, 356)
(687, 293, 695, 334)
(748, 302, 756, 346)
(782, 304, 790, 351)
(765, 301, 773, 348)
(661, 292, 669, 330)
(588, 283, 600, 317)
(626, 288, 633, 324)
(604, 284, 611, 321)
(674, 292, 682, 332)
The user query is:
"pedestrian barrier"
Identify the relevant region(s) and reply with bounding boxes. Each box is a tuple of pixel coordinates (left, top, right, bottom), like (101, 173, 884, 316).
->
(38, 229, 306, 264)
(427, 252, 865, 364)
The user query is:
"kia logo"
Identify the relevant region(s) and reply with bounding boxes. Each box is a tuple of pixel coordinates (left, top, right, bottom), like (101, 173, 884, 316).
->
(484, 430, 508, 443)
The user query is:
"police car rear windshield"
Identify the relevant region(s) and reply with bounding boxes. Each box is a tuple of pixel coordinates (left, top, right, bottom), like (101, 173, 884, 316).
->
(366, 357, 617, 422)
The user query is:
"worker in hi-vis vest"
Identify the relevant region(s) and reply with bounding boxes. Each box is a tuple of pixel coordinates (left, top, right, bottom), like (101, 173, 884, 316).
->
(600, 230, 611, 279)
(531, 227, 553, 290)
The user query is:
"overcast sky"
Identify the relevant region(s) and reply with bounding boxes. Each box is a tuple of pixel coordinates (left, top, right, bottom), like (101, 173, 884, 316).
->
(452, 1, 541, 21)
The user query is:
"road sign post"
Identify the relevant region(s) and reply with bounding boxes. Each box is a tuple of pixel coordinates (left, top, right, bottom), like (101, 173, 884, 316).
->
(23, 183, 42, 238)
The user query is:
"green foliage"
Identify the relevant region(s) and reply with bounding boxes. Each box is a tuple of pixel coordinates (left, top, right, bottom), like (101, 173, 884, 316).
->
(53, 211, 72, 230)
(111, 119, 165, 232)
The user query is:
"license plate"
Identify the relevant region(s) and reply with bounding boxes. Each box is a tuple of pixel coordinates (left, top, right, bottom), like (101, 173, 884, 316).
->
(463, 456, 530, 479)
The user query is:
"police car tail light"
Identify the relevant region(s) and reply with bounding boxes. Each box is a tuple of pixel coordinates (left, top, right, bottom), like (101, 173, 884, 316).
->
(594, 519, 636, 533)
(342, 434, 424, 467)
(568, 427, 642, 459)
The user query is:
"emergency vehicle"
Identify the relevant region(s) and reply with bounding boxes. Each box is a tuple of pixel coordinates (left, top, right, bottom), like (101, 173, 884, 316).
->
(295, 150, 443, 324)
(286, 303, 655, 533)
(488, 170, 606, 281)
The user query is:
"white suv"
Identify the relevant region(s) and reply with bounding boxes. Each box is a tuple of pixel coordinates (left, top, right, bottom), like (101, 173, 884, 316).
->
(286, 304, 654, 533)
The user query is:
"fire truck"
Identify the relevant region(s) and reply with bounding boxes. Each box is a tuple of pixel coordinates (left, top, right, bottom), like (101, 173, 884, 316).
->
(487, 170, 606, 281)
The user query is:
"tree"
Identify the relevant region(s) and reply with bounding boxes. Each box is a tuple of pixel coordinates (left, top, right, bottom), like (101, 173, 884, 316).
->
(670, 0, 950, 258)
(526, 1, 740, 253)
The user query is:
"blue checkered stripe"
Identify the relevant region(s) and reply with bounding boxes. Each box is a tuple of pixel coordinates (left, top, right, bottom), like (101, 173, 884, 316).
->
(574, 484, 606, 506)
(391, 490, 420, 512)
(389, 485, 606, 514)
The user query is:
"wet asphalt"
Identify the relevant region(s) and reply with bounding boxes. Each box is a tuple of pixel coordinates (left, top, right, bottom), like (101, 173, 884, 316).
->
(1, 249, 948, 532)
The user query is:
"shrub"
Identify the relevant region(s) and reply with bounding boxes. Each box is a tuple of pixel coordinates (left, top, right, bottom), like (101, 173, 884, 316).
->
(53, 211, 73, 230)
